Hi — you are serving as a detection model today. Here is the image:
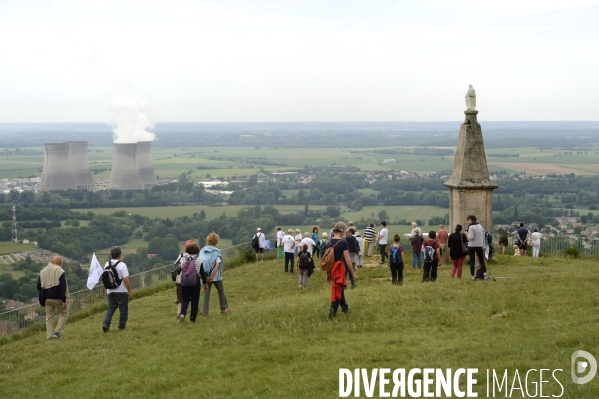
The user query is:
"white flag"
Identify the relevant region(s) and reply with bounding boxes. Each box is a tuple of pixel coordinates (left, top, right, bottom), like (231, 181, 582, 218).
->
(87, 253, 104, 290)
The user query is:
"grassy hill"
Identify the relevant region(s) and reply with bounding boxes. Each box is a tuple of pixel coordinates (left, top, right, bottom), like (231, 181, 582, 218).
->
(1, 254, 598, 398)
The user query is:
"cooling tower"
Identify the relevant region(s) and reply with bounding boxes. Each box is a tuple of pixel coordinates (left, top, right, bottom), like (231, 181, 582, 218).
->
(135, 141, 157, 188)
(108, 143, 143, 190)
(67, 141, 94, 190)
(39, 143, 76, 191)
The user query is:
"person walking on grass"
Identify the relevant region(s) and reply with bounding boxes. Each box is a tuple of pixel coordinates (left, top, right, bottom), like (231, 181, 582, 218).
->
(298, 244, 312, 289)
(422, 231, 442, 282)
(437, 224, 450, 266)
(378, 221, 389, 264)
(355, 231, 364, 269)
(410, 230, 424, 269)
(300, 232, 314, 256)
(328, 221, 358, 320)
(200, 233, 230, 316)
(37, 255, 69, 340)
(178, 242, 202, 323)
(516, 223, 530, 256)
(464, 215, 488, 280)
(311, 227, 320, 258)
(388, 234, 405, 285)
(345, 227, 359, 289)
(174, 239, 195, 319)
(364, 222, 376, 257)
(102, 246, 132, 332)
(531, 228, 542, 258)
(276, 226, 284, 262)
(252, 227, 265, 262)
(282, 229, 295, 273)
(294, 229, 302, 258)
(447, 224, 468, 278)
(497, 225, 508, 255)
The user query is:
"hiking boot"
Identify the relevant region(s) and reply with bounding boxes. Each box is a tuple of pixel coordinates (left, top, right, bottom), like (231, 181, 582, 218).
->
(102, 325, 109, 333)
(484, 273, 489, 280)
(220, 309, 231, 315)
(342, 306, 351, 313)
(53, 332, 62, 339)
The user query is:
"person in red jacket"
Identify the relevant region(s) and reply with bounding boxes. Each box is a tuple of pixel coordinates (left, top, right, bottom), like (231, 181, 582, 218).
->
(328, 221, 358, 320)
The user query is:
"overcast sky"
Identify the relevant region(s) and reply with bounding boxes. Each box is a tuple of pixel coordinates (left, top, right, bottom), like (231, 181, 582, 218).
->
(0, 0, 598, 123)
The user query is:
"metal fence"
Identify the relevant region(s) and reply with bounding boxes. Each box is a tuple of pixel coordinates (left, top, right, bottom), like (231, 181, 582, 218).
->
(0, 242, 256, 340)
(490, 234, 599, 258)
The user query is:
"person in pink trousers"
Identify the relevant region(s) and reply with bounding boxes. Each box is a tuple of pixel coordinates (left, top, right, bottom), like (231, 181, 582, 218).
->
(447, 224, 469, 278)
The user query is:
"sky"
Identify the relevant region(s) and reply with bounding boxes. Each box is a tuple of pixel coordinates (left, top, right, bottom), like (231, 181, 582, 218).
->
(0, 0, 598, 123)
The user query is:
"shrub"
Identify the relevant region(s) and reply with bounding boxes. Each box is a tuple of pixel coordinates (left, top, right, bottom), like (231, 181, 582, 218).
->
(564, 246, 579, 258)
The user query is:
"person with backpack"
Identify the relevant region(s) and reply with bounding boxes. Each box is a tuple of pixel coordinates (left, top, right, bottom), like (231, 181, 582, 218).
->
(200, 233, 230, 316)
(178, 242, 202, 323)
(298, 244, 312, 289)
(172, 239, 196, 319)
(422, 231, 442, 282)
(387, 234, 405, 285)
(101, 246, 132, 332)
(410, 230, 424, 269)
(328, 221, 358, 320)
(447, 224, 468, 278)
(252, 228, 266, 262)
(464, 215, 488, 280)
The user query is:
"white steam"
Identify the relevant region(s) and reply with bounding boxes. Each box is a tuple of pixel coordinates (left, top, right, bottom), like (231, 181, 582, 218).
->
(112, 97, 156, 143)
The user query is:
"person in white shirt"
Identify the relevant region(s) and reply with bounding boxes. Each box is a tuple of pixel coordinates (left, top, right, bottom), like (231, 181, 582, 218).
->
(282, 229, 296, 273)
(276, 226, 284, 263)
(300, 232, 314, 255)
(410, 222, 423, 238)
(102, 246, 132, 332)
(252, 227, 266, 262)
(531, 228, 543, 258)
(378, 221, 389, 264)
(294, 229, 302, 258)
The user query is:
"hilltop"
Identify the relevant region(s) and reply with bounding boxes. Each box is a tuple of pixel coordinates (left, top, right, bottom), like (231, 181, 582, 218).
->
(1, 254, 598, 398)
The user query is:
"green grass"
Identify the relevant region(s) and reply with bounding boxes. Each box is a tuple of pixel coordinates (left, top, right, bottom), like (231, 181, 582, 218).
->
(0, 241, 37, 255)
(1, 254, 598, 398)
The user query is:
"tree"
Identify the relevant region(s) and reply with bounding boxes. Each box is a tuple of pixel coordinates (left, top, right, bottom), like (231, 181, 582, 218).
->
(377, 210, 389, 222)
(325, 206, 340, 218)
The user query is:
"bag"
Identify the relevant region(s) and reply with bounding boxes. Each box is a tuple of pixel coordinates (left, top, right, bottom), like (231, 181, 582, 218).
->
(299, 251, 311, 270)
(180, 255, 199, 287)
(251, 233, 261, 250)
(461, 234, 468, 253)
(171, 254, 183, 281)
(423, 241, 435, 263)
(321, 241, 340, 272)
(475, 267, 486, 280)
(101, 261, 122, 289)
(390, 245, 402, 265)
(320, 240, 328, 253)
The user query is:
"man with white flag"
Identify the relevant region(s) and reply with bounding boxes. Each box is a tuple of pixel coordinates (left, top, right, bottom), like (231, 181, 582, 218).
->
(87, 253, 104, 290)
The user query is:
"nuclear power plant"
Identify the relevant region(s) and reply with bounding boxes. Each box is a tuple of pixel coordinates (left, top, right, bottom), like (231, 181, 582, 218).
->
(108, 141, 157, 190)
(39, 142, 94, 191)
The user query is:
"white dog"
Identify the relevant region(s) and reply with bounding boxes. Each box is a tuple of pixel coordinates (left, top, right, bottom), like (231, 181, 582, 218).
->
(513, 245, 521, 256)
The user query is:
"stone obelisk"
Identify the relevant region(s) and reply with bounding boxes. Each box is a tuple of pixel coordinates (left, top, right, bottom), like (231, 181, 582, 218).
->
(444, 85, 498, 231)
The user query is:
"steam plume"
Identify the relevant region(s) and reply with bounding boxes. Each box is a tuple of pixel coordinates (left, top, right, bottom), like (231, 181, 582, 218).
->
(112, 97, 156, 143)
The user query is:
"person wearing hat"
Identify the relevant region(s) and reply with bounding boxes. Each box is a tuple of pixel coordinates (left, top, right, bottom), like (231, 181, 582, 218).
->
(252, 228, 266, 262)
(294, 229, 302, 258)
(282, 229, 296, 273)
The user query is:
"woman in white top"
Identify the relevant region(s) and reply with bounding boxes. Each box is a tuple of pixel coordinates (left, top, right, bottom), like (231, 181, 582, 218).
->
(531, 228, 542, 258)
(294, 229, 302, 258)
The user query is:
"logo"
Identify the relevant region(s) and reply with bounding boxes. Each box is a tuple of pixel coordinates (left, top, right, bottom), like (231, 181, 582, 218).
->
(571, 350, 597, 385)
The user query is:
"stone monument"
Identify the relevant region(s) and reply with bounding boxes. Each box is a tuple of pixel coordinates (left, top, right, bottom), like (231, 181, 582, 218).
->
(444, 85, 498, 231)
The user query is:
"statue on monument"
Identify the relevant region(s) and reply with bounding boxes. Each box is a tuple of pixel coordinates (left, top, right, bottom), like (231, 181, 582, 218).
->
(465, 84, 476, 110)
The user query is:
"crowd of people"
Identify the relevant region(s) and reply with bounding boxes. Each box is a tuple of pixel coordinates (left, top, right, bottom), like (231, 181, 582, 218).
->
(37, 214, 544, 339)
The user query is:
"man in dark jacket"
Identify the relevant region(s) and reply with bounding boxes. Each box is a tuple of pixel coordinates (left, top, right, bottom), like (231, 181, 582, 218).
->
(37, 255, 69, 340)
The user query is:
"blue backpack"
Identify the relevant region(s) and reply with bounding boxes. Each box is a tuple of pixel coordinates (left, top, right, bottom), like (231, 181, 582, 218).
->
(390, 245, 403, 265)
(423, 241, 435, 263)
(320, 239, 328, 253)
